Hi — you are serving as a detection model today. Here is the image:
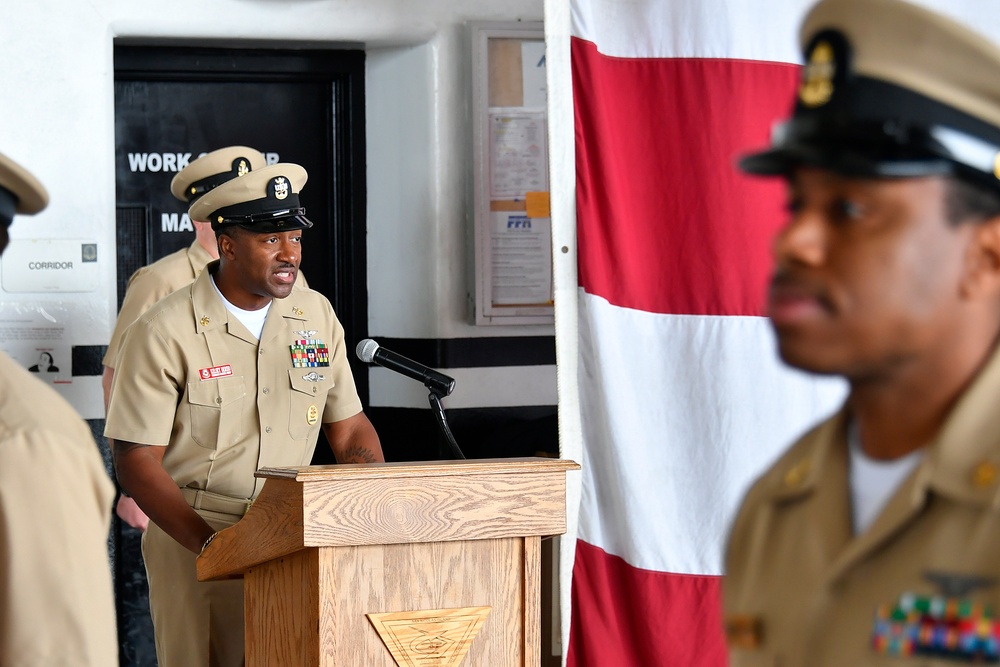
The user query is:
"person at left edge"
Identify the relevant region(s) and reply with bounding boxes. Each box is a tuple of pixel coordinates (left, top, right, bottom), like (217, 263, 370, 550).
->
(104, 161, 383, 667)
(0, 151, 117, 665)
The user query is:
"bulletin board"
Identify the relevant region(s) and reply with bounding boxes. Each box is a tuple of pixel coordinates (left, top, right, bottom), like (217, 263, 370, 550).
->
(469, 21, 552, 326)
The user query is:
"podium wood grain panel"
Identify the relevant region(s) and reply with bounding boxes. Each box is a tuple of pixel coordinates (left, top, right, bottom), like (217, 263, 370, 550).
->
(245, 549, 319, 665)
(314, 539, 528, 665)
(302, 472, 566, 547)
(199, 458, 579, 666)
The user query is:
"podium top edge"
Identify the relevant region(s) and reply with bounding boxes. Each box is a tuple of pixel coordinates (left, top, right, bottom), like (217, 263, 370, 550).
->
(255, 456, 581, 481)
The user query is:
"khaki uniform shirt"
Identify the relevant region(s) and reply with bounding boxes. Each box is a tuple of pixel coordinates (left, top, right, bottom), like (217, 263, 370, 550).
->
(724, 345, 1000, 666)
(0, 352, 117, 665)
(104, 262, 360, 501)
(103, 241, 213, 369)
(103, 241, 307, 369)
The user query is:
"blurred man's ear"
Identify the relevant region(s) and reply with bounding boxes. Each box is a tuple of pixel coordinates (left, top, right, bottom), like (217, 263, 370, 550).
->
(962, 216, 1000, 299)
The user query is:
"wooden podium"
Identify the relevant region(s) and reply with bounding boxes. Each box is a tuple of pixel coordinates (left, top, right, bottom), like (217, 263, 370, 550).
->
(197, 457, 579, 666)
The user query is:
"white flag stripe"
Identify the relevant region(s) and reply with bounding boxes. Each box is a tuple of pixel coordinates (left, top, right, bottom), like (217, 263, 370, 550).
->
(576, 290, 846, 575)
(570, 0, 812, 61)
(570, 0, 1000, 62)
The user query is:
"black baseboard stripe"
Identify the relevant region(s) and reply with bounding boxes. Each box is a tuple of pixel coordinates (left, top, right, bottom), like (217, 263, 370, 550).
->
(367, 336, 555, 369)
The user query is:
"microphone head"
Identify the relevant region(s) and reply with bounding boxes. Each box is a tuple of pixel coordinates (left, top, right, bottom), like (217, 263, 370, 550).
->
(356, 338, 380, 363)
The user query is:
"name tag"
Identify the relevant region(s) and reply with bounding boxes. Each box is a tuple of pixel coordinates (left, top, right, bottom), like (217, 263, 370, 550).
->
(198, 364, 233, 380)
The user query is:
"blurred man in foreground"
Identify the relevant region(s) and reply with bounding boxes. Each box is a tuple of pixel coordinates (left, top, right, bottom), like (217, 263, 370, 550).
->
(725, 0, 1000, 664)
(0, 151, 117, 664)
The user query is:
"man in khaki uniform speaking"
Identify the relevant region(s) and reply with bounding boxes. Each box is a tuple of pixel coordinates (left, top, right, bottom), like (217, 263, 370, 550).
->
(105, 161, 383, 667)
(724, 0, 1000, 664)
(104, 145, 309, 530)
(0, 151, 117, 664)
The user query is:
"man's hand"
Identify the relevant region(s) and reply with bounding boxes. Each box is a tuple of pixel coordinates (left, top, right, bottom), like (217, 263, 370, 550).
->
(116, 495, 150, 531)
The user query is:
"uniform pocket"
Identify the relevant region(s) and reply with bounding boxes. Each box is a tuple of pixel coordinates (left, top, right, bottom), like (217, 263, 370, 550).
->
(287, 369, 334, 441)
(187, 376, 246, 449)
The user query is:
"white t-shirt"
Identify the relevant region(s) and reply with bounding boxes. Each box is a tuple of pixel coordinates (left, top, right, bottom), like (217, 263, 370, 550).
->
(848, 421, 924, 535)
(210, 275, 271, 340)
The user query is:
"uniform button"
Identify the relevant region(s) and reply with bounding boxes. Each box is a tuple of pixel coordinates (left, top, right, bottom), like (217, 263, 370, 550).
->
(265, 426, 272, 433)
(215, 397, 223, 404)
(972, 461, 997, 488)
(263, 387, 269, 394)
(259, 349, 264, 356)
(312, 387, 317, 393)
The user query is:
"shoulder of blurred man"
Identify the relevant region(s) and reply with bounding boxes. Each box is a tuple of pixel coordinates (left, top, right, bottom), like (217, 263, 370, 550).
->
(0, 351, 117, 665)
(103, 241, 210, 368)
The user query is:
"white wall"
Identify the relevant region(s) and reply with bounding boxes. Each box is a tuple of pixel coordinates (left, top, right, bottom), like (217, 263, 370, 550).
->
(0, 0, 553, 417)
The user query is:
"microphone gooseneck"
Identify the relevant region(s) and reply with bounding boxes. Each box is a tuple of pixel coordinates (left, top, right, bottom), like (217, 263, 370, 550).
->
(355, 338, 464, 459)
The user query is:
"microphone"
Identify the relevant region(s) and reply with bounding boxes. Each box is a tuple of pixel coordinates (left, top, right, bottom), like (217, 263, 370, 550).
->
(356, 339, 456, 397)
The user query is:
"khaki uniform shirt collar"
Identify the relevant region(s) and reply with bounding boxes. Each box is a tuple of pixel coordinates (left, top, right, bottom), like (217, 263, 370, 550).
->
(751, 345, 1000, 586)
(192, 261, 228, 335)
(760, 344, 1000, 511)
(185, 240, 215, 276)
(260, 289, 309, 343)
(923, 343, 1000, 509)
(192, 262, 310, 339)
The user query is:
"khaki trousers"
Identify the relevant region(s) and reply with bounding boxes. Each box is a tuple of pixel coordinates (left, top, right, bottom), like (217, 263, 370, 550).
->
(142, 511, 245, 667)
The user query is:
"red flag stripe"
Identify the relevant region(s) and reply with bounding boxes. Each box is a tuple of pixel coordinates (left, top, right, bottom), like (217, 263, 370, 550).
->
(567, 540, 727, 667)
(573, 37, 800, 316)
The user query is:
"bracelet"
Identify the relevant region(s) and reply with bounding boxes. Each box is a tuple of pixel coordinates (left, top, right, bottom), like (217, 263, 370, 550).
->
(199, 531, 219, 556)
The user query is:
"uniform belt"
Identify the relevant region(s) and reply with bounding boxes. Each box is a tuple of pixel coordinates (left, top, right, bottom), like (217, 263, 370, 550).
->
(180, 487, 254, 518)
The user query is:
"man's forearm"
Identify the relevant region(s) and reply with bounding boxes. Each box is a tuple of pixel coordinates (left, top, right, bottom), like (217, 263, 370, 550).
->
(113, 440, 215, 553)
(324, 413, 385, 464)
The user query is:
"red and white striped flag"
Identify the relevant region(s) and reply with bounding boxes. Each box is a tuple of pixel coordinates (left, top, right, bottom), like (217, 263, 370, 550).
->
(559, 1, 847, 664)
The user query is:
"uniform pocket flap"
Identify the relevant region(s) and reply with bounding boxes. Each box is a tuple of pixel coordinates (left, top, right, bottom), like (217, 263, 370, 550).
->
(188, 375, 245, 408)
(288, 368, 334, 396)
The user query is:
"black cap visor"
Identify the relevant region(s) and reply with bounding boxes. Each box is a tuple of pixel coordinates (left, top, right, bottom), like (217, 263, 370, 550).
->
(212, 207, 314, 233)
(0, 186, 16, 228)
(739, 117, 958, 178)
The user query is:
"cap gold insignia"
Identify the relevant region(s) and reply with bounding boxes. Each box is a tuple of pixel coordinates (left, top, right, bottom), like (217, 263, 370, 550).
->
(292, 307, 304, 316)
(799, 40, 835, 108)
(217, 215, 224, 223)
(190, 186, 198, 195)
(274, 176, 289, 200)
(307, 404, 319, 425)
(200, 316, 211, 326)
(237, 159, 249, 177)
(993, 152, 1000, 180)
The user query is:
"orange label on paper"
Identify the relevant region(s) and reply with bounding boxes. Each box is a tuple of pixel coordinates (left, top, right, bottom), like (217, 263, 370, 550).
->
(525, 191, 550, 218)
